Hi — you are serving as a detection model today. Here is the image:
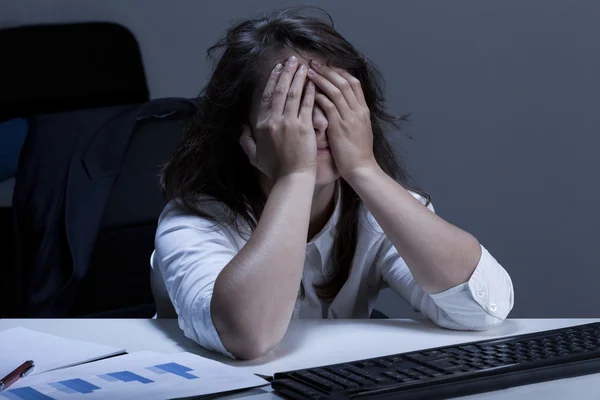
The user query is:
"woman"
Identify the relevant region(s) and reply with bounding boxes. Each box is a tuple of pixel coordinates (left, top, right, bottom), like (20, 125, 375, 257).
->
(150, 6, 514, 360)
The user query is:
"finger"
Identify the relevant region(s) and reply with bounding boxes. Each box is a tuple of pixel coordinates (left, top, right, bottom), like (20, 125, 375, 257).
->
(308, 61, 359, 112)
(284, 63, 308, 116)
(331, 66, 366, 106)
(239, 124, 257, 165)
(315, 92, 341, 122)
(299, 81, 316, 121)
(258, 63, 283, 120)
(308, 68, 353, 118)
(271, 56, 300, 115)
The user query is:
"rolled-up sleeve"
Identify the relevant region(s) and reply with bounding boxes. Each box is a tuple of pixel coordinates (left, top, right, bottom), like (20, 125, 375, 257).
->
(427, 245, 514, 329)
(377, 198, 514, 331)
(153, 203, 238, 358)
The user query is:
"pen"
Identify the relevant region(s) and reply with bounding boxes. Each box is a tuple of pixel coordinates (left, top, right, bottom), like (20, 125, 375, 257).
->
(0, 360, 35, 391)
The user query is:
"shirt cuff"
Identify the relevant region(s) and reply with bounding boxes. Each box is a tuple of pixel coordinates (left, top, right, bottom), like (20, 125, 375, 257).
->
(429, 244, 514, 328)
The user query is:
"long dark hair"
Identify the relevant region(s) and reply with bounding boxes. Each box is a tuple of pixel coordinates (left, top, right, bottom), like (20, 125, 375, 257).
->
(161, 6, 430, 302)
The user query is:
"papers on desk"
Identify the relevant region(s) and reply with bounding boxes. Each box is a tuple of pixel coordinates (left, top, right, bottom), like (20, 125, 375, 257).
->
(0, 327, 126, 378)
(3, 351, 268, 400)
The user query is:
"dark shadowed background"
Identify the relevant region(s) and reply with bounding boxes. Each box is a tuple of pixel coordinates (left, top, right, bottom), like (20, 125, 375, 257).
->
(2, 0, 599, 318)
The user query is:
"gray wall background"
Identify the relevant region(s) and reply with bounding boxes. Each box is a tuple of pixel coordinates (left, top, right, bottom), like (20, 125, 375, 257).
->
(3, 0, 599, 318)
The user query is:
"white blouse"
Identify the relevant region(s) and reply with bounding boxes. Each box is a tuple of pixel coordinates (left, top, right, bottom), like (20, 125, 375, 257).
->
(150, 189, 514, 359)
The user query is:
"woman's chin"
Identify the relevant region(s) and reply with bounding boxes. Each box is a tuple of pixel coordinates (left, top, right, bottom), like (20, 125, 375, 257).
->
(316, 159, 340, 186)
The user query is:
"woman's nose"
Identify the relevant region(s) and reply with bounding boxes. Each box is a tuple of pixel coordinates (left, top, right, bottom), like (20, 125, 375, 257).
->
(312, 105, 328, 133)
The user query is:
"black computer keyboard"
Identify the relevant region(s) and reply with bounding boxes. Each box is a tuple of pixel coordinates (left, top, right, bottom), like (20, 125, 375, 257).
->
(271, 322, 600, 399)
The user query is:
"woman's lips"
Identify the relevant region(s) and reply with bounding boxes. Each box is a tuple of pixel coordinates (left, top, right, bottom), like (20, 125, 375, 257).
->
(317, 146, 330, 155)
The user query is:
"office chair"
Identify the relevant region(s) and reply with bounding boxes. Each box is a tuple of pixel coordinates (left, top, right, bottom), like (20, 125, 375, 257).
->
(70, 111, 190, 317)
(0, 22, 148, 122)
(0, 22, 149, 317)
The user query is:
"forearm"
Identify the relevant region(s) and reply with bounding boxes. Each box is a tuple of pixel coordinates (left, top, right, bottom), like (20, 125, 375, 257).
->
(347, 166, 481, 294)
(211, 172, 315, 359)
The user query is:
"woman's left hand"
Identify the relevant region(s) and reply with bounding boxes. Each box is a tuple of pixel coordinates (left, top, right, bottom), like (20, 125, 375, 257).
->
(307, 60, 378, 178)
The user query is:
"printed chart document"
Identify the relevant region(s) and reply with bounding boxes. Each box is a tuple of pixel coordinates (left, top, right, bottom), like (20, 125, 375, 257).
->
(2, 351, 269, 400)
(0, 327, 126, 378)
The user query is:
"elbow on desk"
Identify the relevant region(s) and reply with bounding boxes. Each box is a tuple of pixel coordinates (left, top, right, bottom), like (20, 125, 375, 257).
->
(232, 338, 277, 360)
(468, 286, 515, 330)
(440, 305, 511, 332)
(438, 312, 506, 332)
(471, 312, 508, 331)
(219, 328, 279, 360)
(436, 275, 514, 331)
(211, 310, 281, 360)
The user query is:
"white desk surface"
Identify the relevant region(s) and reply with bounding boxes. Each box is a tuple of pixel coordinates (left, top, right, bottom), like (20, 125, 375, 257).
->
(1, 318, 599, 399)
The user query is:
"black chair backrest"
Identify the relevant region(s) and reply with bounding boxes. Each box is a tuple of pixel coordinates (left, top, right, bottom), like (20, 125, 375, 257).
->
(0, 22, 148, 121)
(69, 111, 191, 317)
(0, 22, 149, 317)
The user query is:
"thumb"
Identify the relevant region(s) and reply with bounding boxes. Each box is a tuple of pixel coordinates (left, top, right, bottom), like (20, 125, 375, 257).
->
(239, 124, 257, 165)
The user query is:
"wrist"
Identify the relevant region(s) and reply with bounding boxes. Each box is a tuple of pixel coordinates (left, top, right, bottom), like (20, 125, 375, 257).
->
(274, 169, 317, 187)
(343, 162, 384, 187)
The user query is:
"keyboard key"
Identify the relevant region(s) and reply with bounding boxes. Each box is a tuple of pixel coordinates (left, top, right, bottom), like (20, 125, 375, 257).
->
(459, 345, 482, 353)
(318, 369, 360, 389)
(445, 365, 470, 374)
(277, 378, 323, 398)
(375, 359, 394, 368)
(382, 371, 410, 382)
(371, 375, 393, 385)
(485, 361, 502, 368)
(388, 356, 405, 364)
(314, 369, 352, 382)
(362, 361, 376, 368)
(425, 350, 446, 357)
(398, 373, 418, 381)
(429, 371, 445, 377)
(295, 372, 342, 392)
(345, 365, 370, 377)
(433, 361, 459, 371)
(445, 349, 471, 358)
(414, 366, 438, 376)
(340, 368, 375, 386)
(428, 356, 453, 363)
(344, 365, 374, 377)
(468, 362, 488, 370)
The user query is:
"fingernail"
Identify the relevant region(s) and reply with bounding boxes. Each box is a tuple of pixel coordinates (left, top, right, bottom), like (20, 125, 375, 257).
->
(298, 64, 306, 72)
(288, 56, 297, 66)
(273, 63, 283, 73)
(311, 60, 321, 67)
(308, 68, 317, 76)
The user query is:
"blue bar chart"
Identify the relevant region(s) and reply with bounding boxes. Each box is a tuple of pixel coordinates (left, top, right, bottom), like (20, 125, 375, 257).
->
(0, 362, 196, 400)
(145, 362, 199, 379)
(0, 387, 55, 400)
(99, 371, 154, 384)
(49, 379, 101, 394)
(0, 352, 266, 400)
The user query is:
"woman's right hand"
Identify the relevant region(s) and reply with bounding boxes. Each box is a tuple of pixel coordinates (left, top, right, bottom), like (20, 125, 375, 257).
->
(240, 56, 317, 181)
